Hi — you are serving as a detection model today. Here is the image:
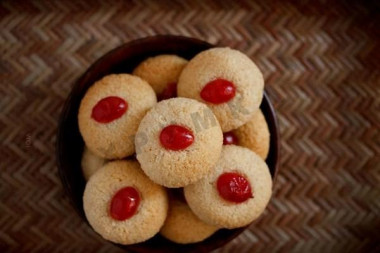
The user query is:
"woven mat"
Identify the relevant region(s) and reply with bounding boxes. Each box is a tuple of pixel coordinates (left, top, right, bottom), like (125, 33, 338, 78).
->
(1, 1, 379, 252)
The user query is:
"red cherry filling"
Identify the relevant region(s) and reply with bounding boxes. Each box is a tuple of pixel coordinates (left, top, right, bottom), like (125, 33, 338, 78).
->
(217, 172, 253, 203)
(200, 78, 236, 104)
(110, 187, 140, 221)
(91, 96, 127, 123)
(158, 82, 177, 101)
(160, 125, 194, 151)
(223, 132, 239, 145)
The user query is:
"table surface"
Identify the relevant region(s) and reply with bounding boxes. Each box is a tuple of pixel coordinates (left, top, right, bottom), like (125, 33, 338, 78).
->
(1, 1, 379, 252)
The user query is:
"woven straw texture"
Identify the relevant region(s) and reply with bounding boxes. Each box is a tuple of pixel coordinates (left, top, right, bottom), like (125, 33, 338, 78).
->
(1, 0, 379, 252)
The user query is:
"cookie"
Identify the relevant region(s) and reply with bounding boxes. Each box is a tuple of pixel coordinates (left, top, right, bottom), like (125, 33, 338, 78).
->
(177, 47, 264, 132)
(83, 160, 168, 245)
(81, 146, 108, 181)
(78, 74, 156, 159)
(135, 97, 223, 188)
(223, 109, 270, 160)
(160, 199, 219, 244)
(133, 55, 188, 100)
(184, 145, 272, 229)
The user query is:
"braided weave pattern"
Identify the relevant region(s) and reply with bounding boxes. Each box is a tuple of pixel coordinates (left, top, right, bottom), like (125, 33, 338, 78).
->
(1, 1, 379, 252)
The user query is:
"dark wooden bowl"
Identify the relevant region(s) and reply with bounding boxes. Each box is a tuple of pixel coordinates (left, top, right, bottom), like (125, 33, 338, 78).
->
(56, 35, 280, 253)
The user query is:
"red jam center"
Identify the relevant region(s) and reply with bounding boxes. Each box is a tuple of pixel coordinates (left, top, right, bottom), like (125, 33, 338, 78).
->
(216, 172, 253, 203)
(223, 132, 239, 145)
(110, 187, 140, 221)
(158, 82, 177, 101)
(160, 125, 194, 151)
(200, 78, 236, 104)
(91, 96, 127, 123)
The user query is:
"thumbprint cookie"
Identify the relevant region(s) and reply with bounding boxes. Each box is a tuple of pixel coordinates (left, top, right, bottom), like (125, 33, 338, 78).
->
(224, 109, 270, 160)
(184, 145, 272, 229)
(177, 48, 264, 132)
(133, 55, 188, 101)
(83, 160, 168, 245)
(135, 98, 223, 188)
(78, 74, 156, 159)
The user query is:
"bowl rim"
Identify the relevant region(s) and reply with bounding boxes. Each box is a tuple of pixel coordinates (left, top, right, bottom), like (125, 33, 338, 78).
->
(56, 34, 280, 253)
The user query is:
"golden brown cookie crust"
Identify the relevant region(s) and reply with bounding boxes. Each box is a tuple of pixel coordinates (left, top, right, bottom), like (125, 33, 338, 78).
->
(81, 146, 108, 181)
(177, 47, 264, 132)
(133, 54, 187, 95)
(184, 145, 272, 229)
(78, 74, 157, 159)
(135, 97, 223, 188)
(160, 199, 219, 244)
(83, 160, 168, 245)
(232, 109, 270, 160)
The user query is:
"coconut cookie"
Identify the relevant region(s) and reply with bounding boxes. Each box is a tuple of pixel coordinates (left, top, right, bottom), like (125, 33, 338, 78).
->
(133, 55, 188, 101)
(135, 97, 223, 188)
(177, 47, 264, 132)
(160, 199, 219, 244)
(223, 109, 270, 160)
(83, 160, 168, 245)
(184, 145, 272, 229)
(81, 146, 108, 181)
(78, 74, 156, 159)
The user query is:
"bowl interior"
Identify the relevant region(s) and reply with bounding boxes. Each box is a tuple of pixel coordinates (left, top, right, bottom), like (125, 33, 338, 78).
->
(56, 35, 280, 253)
